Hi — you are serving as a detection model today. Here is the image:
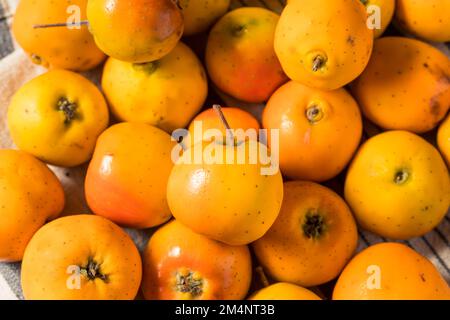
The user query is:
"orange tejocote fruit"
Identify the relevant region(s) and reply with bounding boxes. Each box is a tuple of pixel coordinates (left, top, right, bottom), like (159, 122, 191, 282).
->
(167, 111, 284, 245)
(141, 220, 252, 300)
(345, 131, 450, 240)
(85, 123, 176, 229)
(274, 0, 373, 90)
(351, 37, 450, 134)
(102, 42, 208, 133)
(87, 0, 184, 63)
(12, 0, 105, 71)
(179, 0, 230, 36)
(333, 243, 450, 300)
(361, 0, 395, 38)
(262, 81, 363, 182)
(395, 0, 450, 43)
(8, 70, 109, 167)
(0, 150, 65, 262)
(187, 107, 260, 146)
(206, 7, 288, 103)
(438, 114, 450, 167)
(250, 283, 321, 301)
(253, 181, 358, 287)
(21, 215, 142, 300)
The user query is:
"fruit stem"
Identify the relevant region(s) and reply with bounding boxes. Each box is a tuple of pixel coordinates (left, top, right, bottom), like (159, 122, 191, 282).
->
(213, 104, 235, 144)
(312, 55, 325, 72)
(33, 20, 89, 29)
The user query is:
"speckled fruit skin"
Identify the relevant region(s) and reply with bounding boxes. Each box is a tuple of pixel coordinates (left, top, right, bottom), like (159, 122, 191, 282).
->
(8, 70, 109, 167)
(179, 0, 230, 35)
(333, 243, 450, 300)
(262, 81, 363, 182)
(395, 0, 450, 43)
(102, 42, 208, 133)
(253, 181, 358, 287)
(275, 0, 373, 90)
(345, 131, 450, 240)
(250, 283, 321, 300)
(12, 0, 105, 71)
(362, 0, 395, 38)
(206, 7, 288, 103)
(167, 140, 284, 246)
(438, 114, 450, 167)
(141, 220, 252, 300)
(0, 150, 64, 262)
(85, 123, 176, 229)
(87, 0, 184, 63)
(21, 215, 142, 300)
(351, 37, 450, 134)
(187, 107, 260, 146)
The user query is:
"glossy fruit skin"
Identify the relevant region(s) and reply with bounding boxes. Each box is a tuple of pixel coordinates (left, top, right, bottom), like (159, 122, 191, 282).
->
(206, 7, 288, 103)
(21, 215, 142, 300)
(352, 37, 450, 134)
(8, 70, 109, 167)
(85, 123, 176, 229)
(345, 131, 450, 240)
(363, 0, 395, 38)
(179, 0, 230, 35)
(0, 150, 64, 262)
(187, 107, 260, 146)
(167, 140, 284, 245)
(438, 114, 450, 167)
(395, 0, 450, 43)
(263, 81, 362, 182)
(250, 283, 321, 300)
(87, 0, 184, 63)
(253, 181, 358, 287)
(142, 220, 252, 300)
(333, 243, 450, 300)
(102, 42, 207, 133)
(12, 0, 105, 71)
(275, 0, 373, 90)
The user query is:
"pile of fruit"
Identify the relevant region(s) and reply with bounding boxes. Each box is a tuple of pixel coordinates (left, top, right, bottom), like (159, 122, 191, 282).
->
(1, 0, 449, 300)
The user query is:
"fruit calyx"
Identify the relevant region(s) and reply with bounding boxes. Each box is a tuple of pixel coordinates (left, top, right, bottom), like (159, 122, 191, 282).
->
(231, 25, 247, 37)
(312, 55, 326, 72)
(57, 97, 78, 125)
(176, 270, 204, 298)
(133, 61, 160, 74)
(302, 211, 327, 239)
(80, 257, 108, 282)
(306, 104, 324, 124)
(394, 169, 410, 185)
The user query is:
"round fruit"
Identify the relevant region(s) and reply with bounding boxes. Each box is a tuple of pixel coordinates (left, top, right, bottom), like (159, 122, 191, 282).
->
(21, 215, 142, 300)
(274, 0, 373, 90)
(141, 220, 252, 300)
(12, 0, 105, 71)
(395, 0, 450, 43)
(8, 70, 109, 167)
(262, 81, 363, 182)
(362, 0, 395, 38)
(187, 107, 260, 146)
(250, 283, 321, 300)
(102, 42, 207, 133)
(0, 150, 64, 262)
(85, 122, 176, 229)
(167, 140, 284, 245)
(253, 181, 358, 287)
(345, 131, 450, 240)
(438, 114, 450, 167)
(206, 7, 288, 103)
(333, 243, 450, 300)
(351, 37, 450, 133)
(179, 0, 230, 35)
(87, 0, 184, 63)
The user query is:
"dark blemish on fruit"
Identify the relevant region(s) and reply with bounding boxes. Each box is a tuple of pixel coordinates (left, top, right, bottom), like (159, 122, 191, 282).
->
(347, 36, 355, 46)
(420, 273, 426, 282)
(430, 98, 441, 116)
